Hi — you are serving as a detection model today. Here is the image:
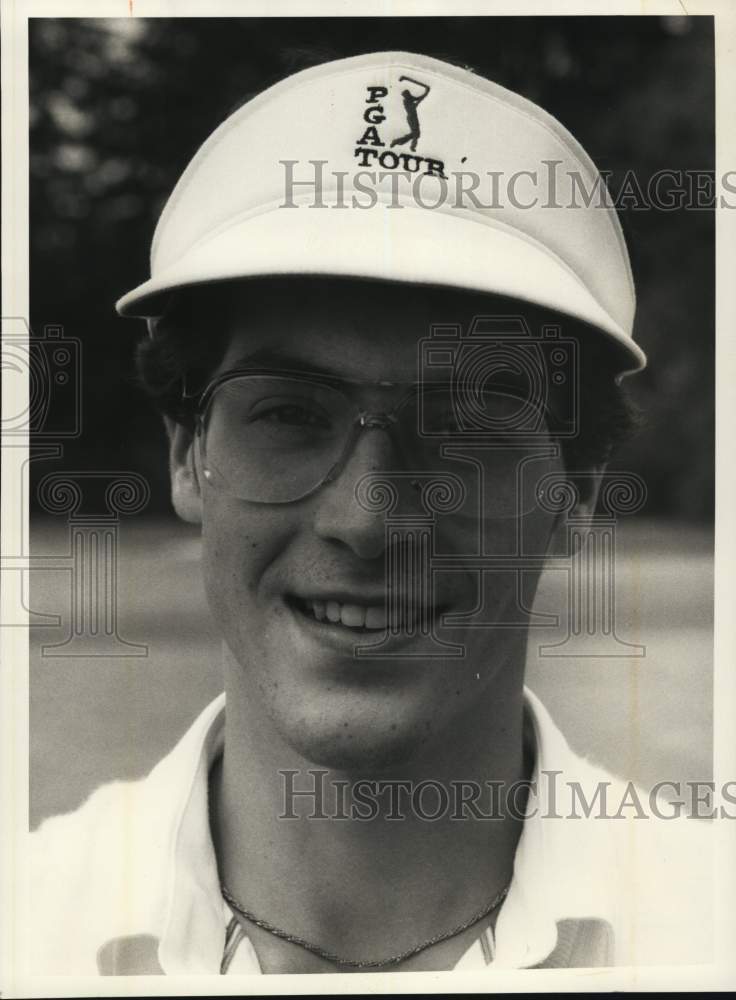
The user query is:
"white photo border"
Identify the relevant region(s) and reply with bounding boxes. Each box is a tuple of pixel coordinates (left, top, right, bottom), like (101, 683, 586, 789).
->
(2, 0, 735, 995)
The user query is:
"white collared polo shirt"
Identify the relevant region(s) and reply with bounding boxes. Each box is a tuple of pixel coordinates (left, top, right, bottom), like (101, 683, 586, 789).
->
(28, 687, 713, 975)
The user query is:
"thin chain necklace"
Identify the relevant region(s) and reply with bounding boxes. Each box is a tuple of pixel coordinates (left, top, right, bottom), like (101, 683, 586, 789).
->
(220, 879, 511, 970)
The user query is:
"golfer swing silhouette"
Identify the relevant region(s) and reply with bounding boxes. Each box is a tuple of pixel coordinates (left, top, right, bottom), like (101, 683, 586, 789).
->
(390, 76, 431, 152)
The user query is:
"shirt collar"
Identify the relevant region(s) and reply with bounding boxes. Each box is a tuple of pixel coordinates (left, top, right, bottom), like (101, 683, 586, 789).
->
(156, 693, 228, 974)
(490, 686, 570, 967)
(155, 686, 611, 973)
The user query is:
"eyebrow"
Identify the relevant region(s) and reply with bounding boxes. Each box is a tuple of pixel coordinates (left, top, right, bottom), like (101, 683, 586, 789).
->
(221, 348, 408, 386)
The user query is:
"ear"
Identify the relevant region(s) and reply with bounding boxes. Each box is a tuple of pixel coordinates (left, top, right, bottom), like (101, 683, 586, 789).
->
(547, 465, 606, 557)
(164, 416, 202, 524)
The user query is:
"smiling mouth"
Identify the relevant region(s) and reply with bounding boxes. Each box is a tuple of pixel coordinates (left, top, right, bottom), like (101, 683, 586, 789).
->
(289, 596, 444, 633)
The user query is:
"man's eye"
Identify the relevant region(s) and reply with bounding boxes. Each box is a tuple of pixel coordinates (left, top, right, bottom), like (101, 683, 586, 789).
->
(250, 403, 331, 429)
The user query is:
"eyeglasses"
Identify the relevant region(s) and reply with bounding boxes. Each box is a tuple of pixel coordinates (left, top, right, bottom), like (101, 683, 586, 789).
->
(190, 368, 559, 512)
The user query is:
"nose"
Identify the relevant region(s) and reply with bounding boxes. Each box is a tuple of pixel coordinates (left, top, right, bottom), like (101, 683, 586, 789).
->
(311, 427, 397, 560)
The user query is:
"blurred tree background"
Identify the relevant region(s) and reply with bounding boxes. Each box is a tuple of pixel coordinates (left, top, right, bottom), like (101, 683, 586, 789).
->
(29, 15, 714, 519)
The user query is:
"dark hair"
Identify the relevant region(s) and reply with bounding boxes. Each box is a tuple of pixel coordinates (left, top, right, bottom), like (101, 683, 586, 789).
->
(135, 278, 641, 476)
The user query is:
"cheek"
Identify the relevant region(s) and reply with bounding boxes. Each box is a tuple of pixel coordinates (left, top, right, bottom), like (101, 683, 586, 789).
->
(199, 494, 294, 629)
(434, 506, 558, 562)
(433, 452, 564, 554)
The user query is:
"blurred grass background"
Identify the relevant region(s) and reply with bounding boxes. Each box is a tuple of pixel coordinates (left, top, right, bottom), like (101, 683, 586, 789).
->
(28, 16, 714, 827)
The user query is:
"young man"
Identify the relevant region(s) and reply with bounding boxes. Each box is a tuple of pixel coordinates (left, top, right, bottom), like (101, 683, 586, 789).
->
(30, 51, 711, 975)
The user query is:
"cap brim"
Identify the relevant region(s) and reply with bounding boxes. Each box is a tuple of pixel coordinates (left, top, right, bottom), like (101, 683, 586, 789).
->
(116, 204, 646, 375)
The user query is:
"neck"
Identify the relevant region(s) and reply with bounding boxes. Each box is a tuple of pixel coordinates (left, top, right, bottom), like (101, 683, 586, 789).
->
(210, 645, 530, 965)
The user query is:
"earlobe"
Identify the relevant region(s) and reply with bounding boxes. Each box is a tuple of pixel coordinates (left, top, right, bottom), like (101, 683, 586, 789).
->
(166, 418, 203, 525)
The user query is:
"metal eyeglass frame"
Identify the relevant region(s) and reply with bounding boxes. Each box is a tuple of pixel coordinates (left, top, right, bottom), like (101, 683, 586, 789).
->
(183, 366, 553, 506)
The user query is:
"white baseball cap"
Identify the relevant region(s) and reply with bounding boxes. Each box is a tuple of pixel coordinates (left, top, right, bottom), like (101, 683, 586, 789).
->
(116, 50, 646, 375)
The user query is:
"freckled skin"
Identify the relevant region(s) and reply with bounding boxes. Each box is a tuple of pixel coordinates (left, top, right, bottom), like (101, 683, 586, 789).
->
(187, 280, 565, 772)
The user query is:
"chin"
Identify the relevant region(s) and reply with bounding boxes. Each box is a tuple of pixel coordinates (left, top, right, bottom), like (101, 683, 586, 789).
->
(273, 708, 431, 774)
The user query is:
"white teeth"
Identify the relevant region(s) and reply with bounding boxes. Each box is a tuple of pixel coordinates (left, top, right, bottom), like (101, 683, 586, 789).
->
(304, 599, 388, 630)
(340, 604, 366, 628)
(302, 598, 438, 631)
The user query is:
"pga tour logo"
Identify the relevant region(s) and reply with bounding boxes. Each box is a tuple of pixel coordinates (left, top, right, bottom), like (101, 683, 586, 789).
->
(354, 78, 448, 179)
